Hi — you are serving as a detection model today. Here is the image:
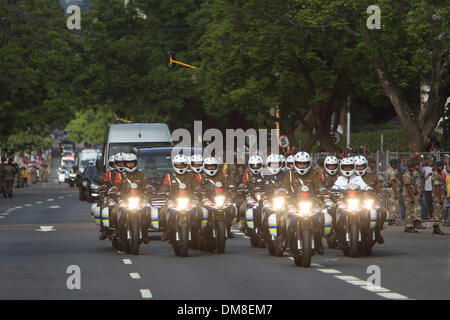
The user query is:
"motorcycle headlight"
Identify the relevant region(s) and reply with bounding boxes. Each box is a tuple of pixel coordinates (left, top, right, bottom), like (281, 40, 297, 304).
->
(128, 197, 140, 210)
(82, 181, 88, 187)
(272, 197, 284, 210)
(91, 183, 100, 190)
(215, 195, 225, 208)
(177, 197, 189, 211)
(347, 199, 359, 211)
(364, 199, 374, 210)
(299, 201, 312, 216)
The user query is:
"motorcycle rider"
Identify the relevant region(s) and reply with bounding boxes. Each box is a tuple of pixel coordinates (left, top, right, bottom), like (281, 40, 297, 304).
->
(159, 154, 201, 241)
(111, 153, 151, 243)
(354, 155, 386, 244)
(286, 155, 295, 171)
(332, 157, 371, 191)
(280, 152, 327, 254)
(319, 156, 340, 243)
(261, 154, 288, 241)
(102, 155, 117, 185)
(197, 156, 236, 239)
(238, 155, 266, 230)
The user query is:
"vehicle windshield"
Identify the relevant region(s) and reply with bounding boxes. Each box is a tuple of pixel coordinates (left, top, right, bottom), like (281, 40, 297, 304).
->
(62, 161, 75, 168)
(108, 142, 171, 158)
(138, 153, 174, 179)
(85, 166, 102, 182)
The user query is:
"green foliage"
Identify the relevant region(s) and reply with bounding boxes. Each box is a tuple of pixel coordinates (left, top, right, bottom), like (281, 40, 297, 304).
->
(66, 105, 115, 144)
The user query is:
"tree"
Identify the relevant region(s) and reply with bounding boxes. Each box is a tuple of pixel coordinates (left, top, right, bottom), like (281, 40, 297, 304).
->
(298, 0, 449, 151)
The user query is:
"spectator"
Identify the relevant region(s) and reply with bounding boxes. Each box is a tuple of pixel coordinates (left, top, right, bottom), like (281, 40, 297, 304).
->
(421, 159, 434, 220)
(21, 166, 28, 188)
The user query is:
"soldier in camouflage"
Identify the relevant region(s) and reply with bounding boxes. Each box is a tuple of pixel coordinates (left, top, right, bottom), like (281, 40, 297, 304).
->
(402, 160, 419, 233)
(431, 161, 446, 235)
(385, 159, 401, 226)
(412, 160, 426, 229)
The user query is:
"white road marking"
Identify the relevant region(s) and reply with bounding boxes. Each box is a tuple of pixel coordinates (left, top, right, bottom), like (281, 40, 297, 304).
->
(49, 206, 61, 209)
(58, 196, 64, 199)
(317, 269, 341, 274)
(242, 236, 249, 239)
(15, 206, 23, 209)
(361, 285, 391, 293)
(25, 204, 32, 207)
(377, 292, 409, 300)
(288, 257, 294, 261)
(46, 199, 54, 202)
(346, 280, 371, 286)
(36, 201, 43, 204)
(0, 216, 5, 219)
(130, 273, 141, 279)
(117, 251, 125, 254)
(2, 213, 10, 216)
(140, 289, 152, 299)
(35, 226, 55, 232)
(311, 263, 324, 268)
(123, 259, 132, 265)
(334, 275, 360, 281)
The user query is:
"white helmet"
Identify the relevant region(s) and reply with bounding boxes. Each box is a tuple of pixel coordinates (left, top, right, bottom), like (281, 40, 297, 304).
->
(172, 154, 189, 175)
(123, 153, 138, 173)
(294, 152, 311, 175)
(280, 154, 286, 169)
(324, 156, 339, 175)
(286, 155, 295, 170)
(353, 155, 368, 176)
(248, 155, 263, 175)
(190, 154, 203, 173)
(340, 157, 355, 177)
(266, 154, 283, 175)
(108, 155, 116, 171)
(203, 157, 219, 176)
(115, 152, 126, 172)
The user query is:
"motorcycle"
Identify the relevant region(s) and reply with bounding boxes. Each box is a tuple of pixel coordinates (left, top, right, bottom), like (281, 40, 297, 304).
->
(322, 191, 340, 249)
(336, 184, 383, 257)
(287, 186, 323, 267)
(244, 187, 266, 248)
(264, 193, 287, 257)
(168, 184, 196, 257)
(116, 183, 151, 255)
(201, 182, 230, 253)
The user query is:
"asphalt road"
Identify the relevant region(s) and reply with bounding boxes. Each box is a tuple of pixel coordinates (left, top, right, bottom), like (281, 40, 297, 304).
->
(0, 157, 449, 300)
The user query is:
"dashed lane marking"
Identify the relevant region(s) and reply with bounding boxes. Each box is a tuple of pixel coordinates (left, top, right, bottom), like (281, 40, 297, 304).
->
(361, 285, 391, 293)
(346, 280, 371, 286)
(334, 275, 360, 281)
(123, 259, 132, 265)
(1, 213, 10, 216)
(36, 201, 43, 204)
(49, 206, 61, 209)
(25, 204, 32, 207)
(130, 273, 141, 279)
(377, 292, 409, 300)
(0, 216, 5, 219)
(140, 289, 152, 299)
(46, 199, 54, 202)
(317, 269, 341, 274)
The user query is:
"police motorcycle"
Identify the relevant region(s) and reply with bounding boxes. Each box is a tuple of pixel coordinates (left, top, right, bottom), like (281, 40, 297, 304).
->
(244, 186, 266, 248)
(112, 183, 152, 254)
(335, 184, 383, 257)
(167, 183, 198, 257)
(200, 182, 232, 253)
(264, 190, 287, 256)
(286, 186, 325, 267)
(322, 190, 340, 249)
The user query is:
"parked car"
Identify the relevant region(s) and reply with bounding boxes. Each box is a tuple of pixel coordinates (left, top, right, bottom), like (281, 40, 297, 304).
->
(78, 164, 103, 202)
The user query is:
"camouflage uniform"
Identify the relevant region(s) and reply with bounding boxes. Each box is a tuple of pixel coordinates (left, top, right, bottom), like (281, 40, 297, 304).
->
(385, 167, 399, 221)
(402, 170, 416, 228)
(431, 170, 445, 226)
(412, 169, 423, 222)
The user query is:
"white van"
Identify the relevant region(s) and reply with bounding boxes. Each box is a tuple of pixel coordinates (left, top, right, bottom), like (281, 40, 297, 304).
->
(102, 123, 172, 169)
(78, 149, 98, 172)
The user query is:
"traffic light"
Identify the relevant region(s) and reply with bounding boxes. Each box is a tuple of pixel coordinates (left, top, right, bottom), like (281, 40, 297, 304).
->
(167, 51, 176, 69)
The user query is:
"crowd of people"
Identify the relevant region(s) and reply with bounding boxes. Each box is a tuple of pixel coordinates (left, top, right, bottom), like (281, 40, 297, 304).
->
(0, 151, 52, 198)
